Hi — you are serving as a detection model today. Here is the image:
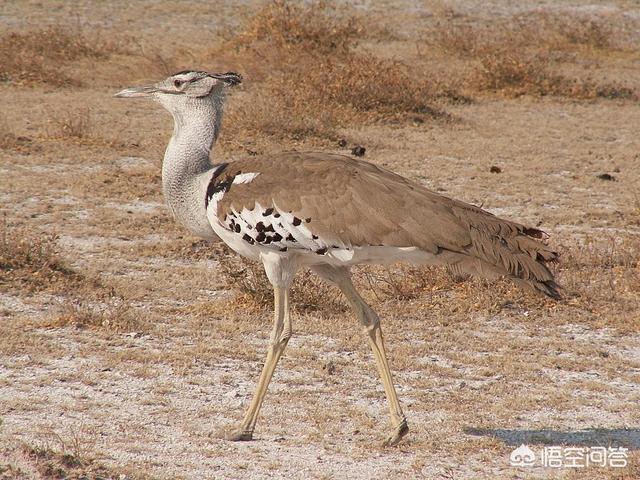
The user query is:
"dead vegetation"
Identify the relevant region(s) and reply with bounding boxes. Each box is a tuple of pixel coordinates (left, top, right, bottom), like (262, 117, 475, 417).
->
(216, 1, 450, 144)
(0, 222, 79, 293)
(468, 48, 636, 99)
(216, 245, 460, 316)
(0, 118, 18, 150)
(216, 247, 347, 314)
(46, 108, 93, 140)
(0, 441, 151, 480)
(0, 117, 36, 153)
(425, 11, 638, 99)
(427, 12, 625, 58)
(0, 222, 146, 333)
(0, 26, 126, 86)
(557, 235, 640, 330)
(1, 2, 636, 150)
(44, 296, 143, 333)
(208, 2, 637, 147)
(42, 106, 138, 151)
(232, 0, 362, 55)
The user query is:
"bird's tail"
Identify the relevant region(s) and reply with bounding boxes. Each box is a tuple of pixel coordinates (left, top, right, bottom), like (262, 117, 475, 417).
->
(443, 211, 561, 299)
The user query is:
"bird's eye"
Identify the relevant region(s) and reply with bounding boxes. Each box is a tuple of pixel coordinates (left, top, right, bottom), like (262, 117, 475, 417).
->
(173, 79, 183, 88)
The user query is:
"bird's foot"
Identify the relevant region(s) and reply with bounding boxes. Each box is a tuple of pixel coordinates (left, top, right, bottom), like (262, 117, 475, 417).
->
(218, 428, 254, 442)
(382, 418, 409, 447)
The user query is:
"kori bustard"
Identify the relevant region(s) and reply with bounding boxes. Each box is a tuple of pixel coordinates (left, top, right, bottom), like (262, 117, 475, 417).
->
(116, 70, 559, 446)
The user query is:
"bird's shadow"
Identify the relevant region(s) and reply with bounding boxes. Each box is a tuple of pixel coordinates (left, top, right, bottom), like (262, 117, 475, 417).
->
(465, 427, 640, 450)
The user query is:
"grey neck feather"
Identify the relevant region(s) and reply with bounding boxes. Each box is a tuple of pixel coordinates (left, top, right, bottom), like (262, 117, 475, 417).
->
(161, 94, 224, 239)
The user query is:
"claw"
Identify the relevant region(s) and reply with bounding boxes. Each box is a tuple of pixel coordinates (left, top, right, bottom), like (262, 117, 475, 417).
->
(382, 418, 409, 447)
(222, 428, 254, 442)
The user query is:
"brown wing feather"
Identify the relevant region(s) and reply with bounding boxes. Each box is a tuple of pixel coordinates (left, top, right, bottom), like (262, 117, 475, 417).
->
(215, 152, 560, 298)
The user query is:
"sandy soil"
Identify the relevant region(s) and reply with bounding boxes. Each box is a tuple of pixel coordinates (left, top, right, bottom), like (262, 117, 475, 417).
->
(1, 1, 639, 479)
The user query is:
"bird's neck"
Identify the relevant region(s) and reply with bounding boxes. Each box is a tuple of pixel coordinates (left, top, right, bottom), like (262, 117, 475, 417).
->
(161, 96, 224, 239)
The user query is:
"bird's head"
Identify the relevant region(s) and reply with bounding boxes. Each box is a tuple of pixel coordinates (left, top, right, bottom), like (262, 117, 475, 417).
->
(115, 70, 242, 113)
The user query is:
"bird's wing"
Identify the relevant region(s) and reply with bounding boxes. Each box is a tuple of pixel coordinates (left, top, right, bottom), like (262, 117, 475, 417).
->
(212, 152, 464, 250)
(209, 151, 559, 297)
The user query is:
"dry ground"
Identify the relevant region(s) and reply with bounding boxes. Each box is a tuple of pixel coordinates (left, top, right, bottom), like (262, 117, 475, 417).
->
(1, 1, 639, 479)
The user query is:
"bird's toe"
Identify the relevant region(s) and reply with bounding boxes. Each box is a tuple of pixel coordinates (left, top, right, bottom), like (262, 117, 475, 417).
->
(382, 419, 409, 447)
(223, 428, 254, 442)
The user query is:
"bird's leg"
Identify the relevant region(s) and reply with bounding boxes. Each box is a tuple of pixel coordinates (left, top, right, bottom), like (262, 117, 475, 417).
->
(311, 265, 408, 447)
(342, 282, 408, 447)
(224, 286, 292, 441)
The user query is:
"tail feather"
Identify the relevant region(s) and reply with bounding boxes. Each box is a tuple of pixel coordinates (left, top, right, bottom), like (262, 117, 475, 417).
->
(443, 211, 561, 299)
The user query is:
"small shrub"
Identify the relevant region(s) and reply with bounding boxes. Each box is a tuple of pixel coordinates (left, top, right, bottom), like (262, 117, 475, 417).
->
(225, 81, 339, 143)
(47, 107, 93, 140)
(426, 22, 493, 57)
(425, 12, 637, 99)
(217, 249, 347, 314)
(302, 55, 446, 118)
(426, 12, 622, 58)
(470, 50, 561, 96)
(0, 26, 124, 86)
(218, 252, 273, 307)
(470, 49, 637, 99)
(48, 295, 142, 332)
(218, 1, 451, 141)
(233, 0, 363, 55)
(0, 119, 19, 150)
(0, 222, 79, 292)
(537, 13, 615, 50)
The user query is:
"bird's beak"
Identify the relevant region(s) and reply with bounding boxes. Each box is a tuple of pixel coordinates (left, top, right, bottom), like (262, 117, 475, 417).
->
(114, 85, 157, 98)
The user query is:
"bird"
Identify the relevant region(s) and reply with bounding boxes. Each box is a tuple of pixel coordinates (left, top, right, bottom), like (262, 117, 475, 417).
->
(115, 70, 560, 446)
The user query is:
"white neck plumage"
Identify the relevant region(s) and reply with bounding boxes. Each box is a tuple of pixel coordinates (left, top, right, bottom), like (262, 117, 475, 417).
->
(161, 94, 225, 239)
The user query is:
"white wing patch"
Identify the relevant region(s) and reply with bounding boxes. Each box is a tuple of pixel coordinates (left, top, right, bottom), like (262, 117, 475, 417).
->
(233, 172, 260, 184)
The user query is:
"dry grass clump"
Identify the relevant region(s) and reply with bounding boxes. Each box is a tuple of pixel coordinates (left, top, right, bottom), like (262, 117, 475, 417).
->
(0, 116, 38, 153)
(303, 55, 446, 117)
(219, 1, 450, 142)
(525, 12, 622, 51)
(217, 249, 467, 315)
(227, 55, 447, 143)
(557, 235, 640, 329)
(0, 223, 79, 293)
(469, 49, 636, 99)
(425, 12, 638, 99)
(213, 252, 546, 334)
(43, 106, 137, 149)
(46, 107, 93, 140)
(0, 26, 125, 86)
(46, 295, 143, 333)
(354, 264, 443, 302)
(234, 0, 362, 55)
(1, 222, 148, 332)
(227, 81, 338, 143)
(428, 14, 621, 58)
(470, 52, 562, 96)
(217, 248, 347, 314)
(0, 122, 20, 150)
(0, 442, 150, 480)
